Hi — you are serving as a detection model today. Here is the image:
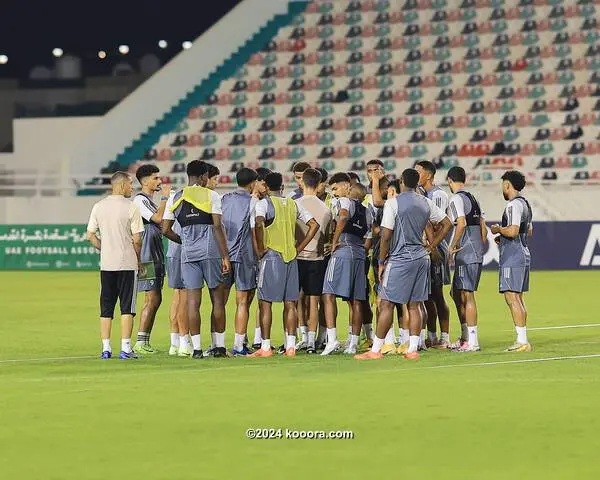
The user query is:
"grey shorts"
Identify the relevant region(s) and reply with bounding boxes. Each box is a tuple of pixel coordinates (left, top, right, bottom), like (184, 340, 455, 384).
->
(322, 255, 367, 301)
(499, 265, 530, 293)
(431, 254, 451, 287)
(182, 259, 223, 290)
(453, 263, 482, 292)
(379, 257, 430, 305)
(167, 256, 185, 290)
(225, 261, 257, 291)
(138, 264, 165, 292)
(257, 252, 299, 302)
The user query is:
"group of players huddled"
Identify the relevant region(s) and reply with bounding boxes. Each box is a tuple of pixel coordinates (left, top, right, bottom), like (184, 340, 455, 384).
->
(126, 158, 533, 361)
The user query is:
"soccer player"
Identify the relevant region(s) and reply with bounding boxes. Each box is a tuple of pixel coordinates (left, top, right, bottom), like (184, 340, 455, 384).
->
(161, 160, 231, 359)
(221, 168, 259, 356)
(132, 164, 171, 355)
(296, 168, 333, 353)
(355, 168, 452, 360)
(165, 210, 191, 356)
(206, 164, 220, 190)
(347, 171, 360, 185)
(415, 160, 451, 348)
(446, 166, 487, 352)
(251, 167, 272, 349)
(87, 172, 144, 360)
(491, 170, 533, 352)
(287, 162, 311, 200)
(250, 172, 319, 358)
(322, 173, 372, 355)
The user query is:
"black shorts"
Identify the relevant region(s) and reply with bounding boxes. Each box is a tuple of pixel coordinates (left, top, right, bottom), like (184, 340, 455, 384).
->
(298, 259, 327, 296)
(100, 270, 137, 318)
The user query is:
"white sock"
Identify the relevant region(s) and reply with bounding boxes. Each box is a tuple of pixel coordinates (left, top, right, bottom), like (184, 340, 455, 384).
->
(179, 335, 190, 350)
(121, 338, 131, 353)
(441, 332, 450, 343)
(399, 328, 409, 345)
(461, 323, 468, 340)
(191, 334, 201, 351)
(210, 332, 217, 348)
(362, 323, 373, 340)
(300, 326, 308, 343)
(349, 334, 360, 348)
(384, 327, 395, 344)
(261, 339, 271, 352)
(371, 335, 385, 353)
(286, 334, 296, 350)
(234, 333, 245, 351)
(214, 332, 225, 348)
(419, 329, 427, 347)
(308, 331, 316, 347)
(253, 327, 262, 344)
(407, 335, 420, 353)
(326, 328, 337, 344)
(170, 333, 179, 347)
(516, 326, 528, 344)
(102, 339, 111, 352)
(468, 326, 479, 347)
(428, 331, 438, 343)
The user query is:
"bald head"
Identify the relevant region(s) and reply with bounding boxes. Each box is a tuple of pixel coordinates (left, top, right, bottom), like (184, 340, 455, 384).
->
(111, 171, 134, 198)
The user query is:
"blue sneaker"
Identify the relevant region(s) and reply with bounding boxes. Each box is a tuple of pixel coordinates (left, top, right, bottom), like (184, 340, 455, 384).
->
(119, 350, 138, 360)
(232, 346, 252, 356)
(100, 351, 112, 359)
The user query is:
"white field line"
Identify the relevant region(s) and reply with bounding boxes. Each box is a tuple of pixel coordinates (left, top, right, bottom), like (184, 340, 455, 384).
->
(425, 354, 600, 370)
(525, 323, 600, 331)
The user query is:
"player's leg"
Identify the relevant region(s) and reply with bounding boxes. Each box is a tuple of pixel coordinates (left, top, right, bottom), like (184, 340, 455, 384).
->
(354, 298, 394, 359)
(232, 289, 255, 355)
(168, 289, 180, 355)
(307, 294, 320, 353)
(134, 288, 162, 354)
(405, 301, 423, 356)
(117, 271, 138, 359)
(344, 299, 363, 354)
(99, 271, 118, 358)
(208, 283, 227, 357)
(321, 256, 353, 355)
(500, 266, 531, 351)
(396, 304, 410, 354)
(297, 290, 308, 349)
(249, 299, 274, 357)
(430, 284, 449, 346)
(175, 289, 191, 356)
(283, 301, 298, 356)
(187, 288, 203, 358)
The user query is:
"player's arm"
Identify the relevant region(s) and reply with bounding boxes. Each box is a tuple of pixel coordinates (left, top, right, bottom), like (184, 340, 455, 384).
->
(331, 206, 349, 252)
(255, 215, 266, 257)
(364, 237, 373, 252)
(528, 224, 533, 238)
(480, 217, 488, 243)
(159, 193, 181, 243)
(378, 227, 392, 283)
(425, 198, 452, 251)
(149, 186, 171, 225)
(296, 219, 319, 254)
(86, 205, 101, 249)
(86, 231, 101, 250)
(212, 213, 231, 274)
(161, 219, 181, 244)
(370, 169, 385, 207)
(132, 232, 142, 263)
(450, 217, 466, 253)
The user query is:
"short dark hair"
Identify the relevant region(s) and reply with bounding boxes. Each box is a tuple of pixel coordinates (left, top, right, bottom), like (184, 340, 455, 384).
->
(501, 170, 526, 191)
(317, 167, 329, 183)
(236, 167, 258, 187)
(255, 167, 272, 182)
(388, 178, 401, 193)
(351, 182, 367, 199)
(207, 164, 220, 178)
(265, 172, 283, 191)
(302, 168, 322, 190)
(136, 164, 159, 183)
(401, 168, 420, 189)
(187, 160, 208, 178)
(347, 171, 360, 183)
(329, 172, 351, 185)
(292, 162, 311, 174)
(379, 175, 390, 190)
(366, 159, 384, 168)
(416, 160, 436, 176)
(447, 166, 466, 183)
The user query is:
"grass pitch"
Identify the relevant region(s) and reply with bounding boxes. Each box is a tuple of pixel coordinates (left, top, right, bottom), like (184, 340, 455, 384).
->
(1, 270, 599, 479)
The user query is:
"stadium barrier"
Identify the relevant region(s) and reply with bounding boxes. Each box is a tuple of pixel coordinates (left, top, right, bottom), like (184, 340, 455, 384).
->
(1, 222, 599, 271)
